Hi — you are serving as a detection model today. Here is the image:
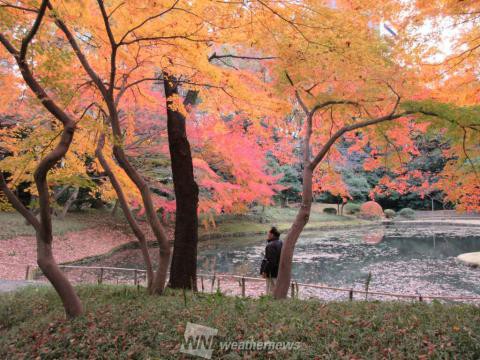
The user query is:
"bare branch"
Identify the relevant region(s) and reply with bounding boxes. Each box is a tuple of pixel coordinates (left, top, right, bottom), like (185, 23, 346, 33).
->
(309, 111, 416, 171)
(0, 173, 40, 230)
(48, 1, 108, 98)
(285, 71, 310, 115)
(118, 0, 180, 45)
(310, 100, 359, 118)
(208, 52, 277, 61)
(0, 33, 18, 55)
(19, 0, 48, 60)
(0, 1, 38, 13)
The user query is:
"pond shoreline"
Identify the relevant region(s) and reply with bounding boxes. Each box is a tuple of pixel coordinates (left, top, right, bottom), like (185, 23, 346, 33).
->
(65, 221, 381, 267)
(66, 218, 480, 268)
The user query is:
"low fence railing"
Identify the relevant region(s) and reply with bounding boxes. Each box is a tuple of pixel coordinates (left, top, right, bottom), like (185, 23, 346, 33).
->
(2, 261, 480, 303)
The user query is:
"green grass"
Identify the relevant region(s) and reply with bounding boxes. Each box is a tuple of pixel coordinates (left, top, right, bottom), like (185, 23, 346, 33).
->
(1, 204, 369, 242)
(199, 204, 369, 239)
(0, 210, 129, 240)
(1, 286, 479, 359)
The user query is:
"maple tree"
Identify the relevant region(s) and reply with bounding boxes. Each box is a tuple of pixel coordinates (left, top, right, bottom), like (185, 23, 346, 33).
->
(0, 0, 478, 314)
(0, 0, 84, 317)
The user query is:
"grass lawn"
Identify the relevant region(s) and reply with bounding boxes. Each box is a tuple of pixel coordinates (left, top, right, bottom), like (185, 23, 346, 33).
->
(199, 204, 369, 239)
(0, 210, 130, 241)
(1, 204, 368, 242)
(1, 285, 479, 359)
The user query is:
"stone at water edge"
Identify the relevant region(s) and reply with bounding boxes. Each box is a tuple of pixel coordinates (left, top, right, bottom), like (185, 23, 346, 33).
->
(457, 252, 480, 267)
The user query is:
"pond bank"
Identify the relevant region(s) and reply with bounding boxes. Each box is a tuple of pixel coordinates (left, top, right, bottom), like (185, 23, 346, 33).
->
(0, 206, 367, 279)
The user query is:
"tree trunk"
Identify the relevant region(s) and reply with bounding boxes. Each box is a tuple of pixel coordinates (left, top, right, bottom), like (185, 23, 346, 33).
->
(36, 236, 83, 318)
(96, 134, 155, 288)
(110, 125, 171, 294)
(0, 19, 84, 317)
(59, 187, 78, 220)
(273, 167, 313, 299)
(111, 199, 119, 216)
(163, 73, 199, 290)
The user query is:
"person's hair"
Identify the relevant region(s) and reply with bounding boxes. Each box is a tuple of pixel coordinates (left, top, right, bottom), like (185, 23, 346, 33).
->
(269, 227, 280, 239)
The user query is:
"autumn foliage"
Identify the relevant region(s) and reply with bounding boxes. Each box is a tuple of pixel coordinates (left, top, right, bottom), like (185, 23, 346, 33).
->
(0, 0, 479, 311)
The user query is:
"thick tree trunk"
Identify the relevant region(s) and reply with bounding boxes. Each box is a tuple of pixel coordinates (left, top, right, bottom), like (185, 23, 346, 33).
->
(163, 73, 199, 290)
(96, 134, 155, 288)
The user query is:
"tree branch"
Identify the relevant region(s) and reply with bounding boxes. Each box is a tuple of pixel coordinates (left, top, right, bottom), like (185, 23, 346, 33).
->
(309, 111, 415, 171)
(0, 173, 41, 231)
(118, 0, 180, 45)
(208, 52, 277, 61)
(19, 0, 48, 61)
(48, 1, 109, 99)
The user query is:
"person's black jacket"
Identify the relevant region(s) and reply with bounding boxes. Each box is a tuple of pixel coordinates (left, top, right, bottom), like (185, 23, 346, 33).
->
(260, 238, 283, 278)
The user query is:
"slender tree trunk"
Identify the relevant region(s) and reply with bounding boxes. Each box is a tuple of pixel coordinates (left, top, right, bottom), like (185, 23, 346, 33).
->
(274, 111, 314, 299)
(96, 134, 154, 288)
(36, 235, 83, 317)
(273, 167, 313, 299)
(59, 187, 78, 220)
(163, 73, 199, 290)
(1, 173, 83, 318)
(0, 11, 83, 317)
(108, 107, 171, 294)
(111, 199, 119, 216)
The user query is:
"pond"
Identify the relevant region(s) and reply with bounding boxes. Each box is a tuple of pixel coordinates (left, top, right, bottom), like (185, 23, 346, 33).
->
(198, 224, 480, 298)
(73, 224, 480, 300)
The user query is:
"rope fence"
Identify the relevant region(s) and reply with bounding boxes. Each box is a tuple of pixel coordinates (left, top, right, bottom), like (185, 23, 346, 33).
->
(2, 261, 480, 303)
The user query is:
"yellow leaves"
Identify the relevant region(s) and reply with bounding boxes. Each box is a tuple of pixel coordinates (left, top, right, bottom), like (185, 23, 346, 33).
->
(166, 93, 187, 117)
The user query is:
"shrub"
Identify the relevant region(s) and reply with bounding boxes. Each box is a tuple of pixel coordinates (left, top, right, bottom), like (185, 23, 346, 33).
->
(323, 207, 337, 215)
(358, 201, 384, 220)
(384, 209, 396, 219)
(0, 195, 13, 212)
(344, 203, 360, 215)
(398, 207, 415, 219)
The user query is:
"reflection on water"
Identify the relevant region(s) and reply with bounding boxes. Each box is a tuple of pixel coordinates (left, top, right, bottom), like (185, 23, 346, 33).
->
(75, 224, 480, 299)
(198, 225, 480, 297)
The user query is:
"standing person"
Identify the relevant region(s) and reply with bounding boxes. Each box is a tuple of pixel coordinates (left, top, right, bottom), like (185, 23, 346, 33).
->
(260, 227, 283, 295)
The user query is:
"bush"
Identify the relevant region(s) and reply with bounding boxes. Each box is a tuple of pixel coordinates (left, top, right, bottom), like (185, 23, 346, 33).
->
(398, 207, 415, 219)
(0, 195, 13, 212)
(384, 209, 396, 219)
(344, 203, 361, 215)
(358, 201, 384, 220)
(323, 207, 337, 215)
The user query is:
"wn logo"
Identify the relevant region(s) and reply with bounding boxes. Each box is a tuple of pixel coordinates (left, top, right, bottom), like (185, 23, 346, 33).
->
(180, 322, 218, 359)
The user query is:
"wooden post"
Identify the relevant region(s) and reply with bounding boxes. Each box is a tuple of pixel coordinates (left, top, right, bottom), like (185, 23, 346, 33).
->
(241, 277, 246, 297)
(418, 294, 423, 302)
(99, 267, 104, 284)
(217, 277, 220, 292)
(25, 265, 30, 280)
(295, 282, 299, 298)
(349, 289, 353, 301)
(211, 274, 216, 292)
(134, 269, 138, 285)
(290, 282, 295, 298)
(200, 275, 204, 292)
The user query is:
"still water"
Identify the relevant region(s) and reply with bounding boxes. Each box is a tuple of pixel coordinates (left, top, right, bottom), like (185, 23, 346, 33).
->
(76, 224, 480, 299)
(198, 225, 480, 297)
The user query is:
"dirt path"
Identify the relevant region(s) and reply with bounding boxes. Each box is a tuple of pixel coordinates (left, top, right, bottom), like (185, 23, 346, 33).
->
(0, 227, 135, 280)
